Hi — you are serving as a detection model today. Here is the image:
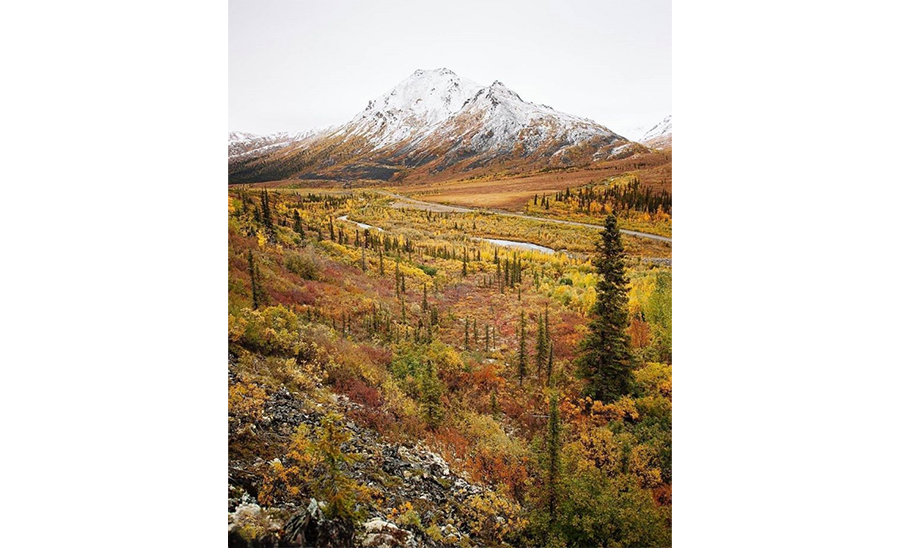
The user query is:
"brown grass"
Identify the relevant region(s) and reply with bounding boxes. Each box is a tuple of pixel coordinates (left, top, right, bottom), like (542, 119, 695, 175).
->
(391, 150, 672, 211)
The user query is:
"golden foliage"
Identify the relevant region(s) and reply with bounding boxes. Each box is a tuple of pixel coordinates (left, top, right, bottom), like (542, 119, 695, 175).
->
(228, 380, 267, 425)
(459, 491, 527, 543)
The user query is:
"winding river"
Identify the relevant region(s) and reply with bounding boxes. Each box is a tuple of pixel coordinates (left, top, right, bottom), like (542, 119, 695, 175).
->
(336, 215, 383, 232)
(475, 238, 556, 255)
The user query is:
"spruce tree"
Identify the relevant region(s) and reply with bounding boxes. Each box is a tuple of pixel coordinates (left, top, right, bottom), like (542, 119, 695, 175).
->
(464, 317, 470, 350)
(547, 340, 554, 385)
(575, 214, 633, 402)
(248, 249, 261, 310)
(260, 190, 273, 230)
(518, 311, 527, 384)
(293, 209, 304, 236)
(421, 360, 443, 428)
(536, 309, 548, 374)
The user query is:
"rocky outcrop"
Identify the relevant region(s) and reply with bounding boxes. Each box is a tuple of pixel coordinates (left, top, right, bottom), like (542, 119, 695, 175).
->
(281, 499, 356, 548)
(361, 518, 412, 547)
(228, 380, 508, 547)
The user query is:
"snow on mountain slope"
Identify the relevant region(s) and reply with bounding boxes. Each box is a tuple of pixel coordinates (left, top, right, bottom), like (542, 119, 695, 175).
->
(229, 69, 636, 182)
(425, 79, 622, 161)
(228, 128, 324, 162)
(338, 68, 483, 150)
(640, 115, 672, 149)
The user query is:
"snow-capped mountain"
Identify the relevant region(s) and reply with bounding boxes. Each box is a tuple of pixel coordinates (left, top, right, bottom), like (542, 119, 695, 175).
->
(640, 115, 671, 149)
(341, 68, 483, 150)
(229, 68, 635, 183)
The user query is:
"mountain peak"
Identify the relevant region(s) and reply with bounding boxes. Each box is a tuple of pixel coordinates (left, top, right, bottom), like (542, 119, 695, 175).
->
(482, 80, 522, 102)
(349, 68, 482, 148)
(412, 67, 456, 77)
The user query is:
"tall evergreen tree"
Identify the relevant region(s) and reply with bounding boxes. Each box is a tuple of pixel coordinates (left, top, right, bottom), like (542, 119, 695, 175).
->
(260, 190, 273, 230)
(292, 209, 304, 236)
(575, 214, 633, 402)
(535, 309, 548, 373)
(421, 360, 443, 428)
(464, 317, 470, 350)
(547, 340, 554, 385)
(248, 250, 261, 310)
(518, 311, 527, 384)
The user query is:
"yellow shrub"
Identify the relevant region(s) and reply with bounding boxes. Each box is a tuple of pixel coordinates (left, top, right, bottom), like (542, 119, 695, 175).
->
(228, 381, 267, 425)
(460, 491, 526, 543)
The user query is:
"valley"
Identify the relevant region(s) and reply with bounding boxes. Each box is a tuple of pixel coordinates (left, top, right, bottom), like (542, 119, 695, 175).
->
(228, 183, 672, 547)
(228, 68, 672, 548)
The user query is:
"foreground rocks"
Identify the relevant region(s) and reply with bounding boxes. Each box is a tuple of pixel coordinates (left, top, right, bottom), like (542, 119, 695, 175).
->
(228, 384, 507, 547)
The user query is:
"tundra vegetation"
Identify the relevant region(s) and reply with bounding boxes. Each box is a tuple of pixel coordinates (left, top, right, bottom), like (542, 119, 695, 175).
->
(229, 185, 672, 547)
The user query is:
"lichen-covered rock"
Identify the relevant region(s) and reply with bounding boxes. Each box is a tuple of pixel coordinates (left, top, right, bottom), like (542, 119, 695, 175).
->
(227, 502, 283, 548)
(360, 518, 412, 547)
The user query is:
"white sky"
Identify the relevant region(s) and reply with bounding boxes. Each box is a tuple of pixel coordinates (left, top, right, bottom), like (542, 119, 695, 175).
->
(229, 0, 671, 141)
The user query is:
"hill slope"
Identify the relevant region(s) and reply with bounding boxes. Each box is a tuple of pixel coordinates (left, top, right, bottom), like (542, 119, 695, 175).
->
(640, 114, 672, 149)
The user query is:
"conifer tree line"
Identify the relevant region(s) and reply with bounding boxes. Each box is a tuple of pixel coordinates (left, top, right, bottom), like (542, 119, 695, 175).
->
(535, 178, 671, 215)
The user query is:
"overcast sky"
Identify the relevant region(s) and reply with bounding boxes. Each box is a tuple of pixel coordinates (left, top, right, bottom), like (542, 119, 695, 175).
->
(230, 0, 670, 141)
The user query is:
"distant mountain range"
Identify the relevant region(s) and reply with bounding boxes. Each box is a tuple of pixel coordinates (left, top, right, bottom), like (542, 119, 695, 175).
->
(229, 68, 669, 184)
(639, 114, 672, 149)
